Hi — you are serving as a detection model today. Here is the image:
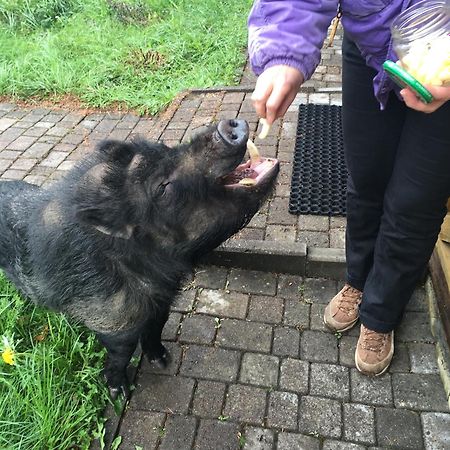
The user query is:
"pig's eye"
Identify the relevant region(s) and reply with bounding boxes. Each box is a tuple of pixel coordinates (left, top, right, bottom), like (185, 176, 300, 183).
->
(155, 181, 171, 198)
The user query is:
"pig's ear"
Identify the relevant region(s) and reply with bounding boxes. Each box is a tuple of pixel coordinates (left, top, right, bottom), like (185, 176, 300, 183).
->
(97, 140, 135, 165)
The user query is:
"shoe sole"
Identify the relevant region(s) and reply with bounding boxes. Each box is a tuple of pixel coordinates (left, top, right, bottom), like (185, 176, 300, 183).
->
(355, 332, 395, 377)
(323, 315, 359, 333)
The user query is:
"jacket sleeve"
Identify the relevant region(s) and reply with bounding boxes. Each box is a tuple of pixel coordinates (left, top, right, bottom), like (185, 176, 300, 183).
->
(248, 0, 339, 79)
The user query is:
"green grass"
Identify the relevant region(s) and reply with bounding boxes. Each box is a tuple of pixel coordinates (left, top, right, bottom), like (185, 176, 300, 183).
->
(0, 0, 252, 114)
(0, 271, 109, 450)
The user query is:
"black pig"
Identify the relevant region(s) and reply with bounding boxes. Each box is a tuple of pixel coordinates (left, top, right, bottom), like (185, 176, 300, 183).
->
(0, 119, 279, 397)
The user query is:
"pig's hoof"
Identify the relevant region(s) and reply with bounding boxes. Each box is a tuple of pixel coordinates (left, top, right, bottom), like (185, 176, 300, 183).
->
(147, 346, 171, 369)
(108, 382, 130, 400)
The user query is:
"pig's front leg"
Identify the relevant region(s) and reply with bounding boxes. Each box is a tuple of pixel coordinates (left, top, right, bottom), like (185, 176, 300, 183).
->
(96, 328, 140, 399)
(140, 304, 171, 368)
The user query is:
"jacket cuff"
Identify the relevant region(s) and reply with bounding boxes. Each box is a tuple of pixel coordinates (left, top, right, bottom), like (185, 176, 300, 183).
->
(262, 57, 310, 81)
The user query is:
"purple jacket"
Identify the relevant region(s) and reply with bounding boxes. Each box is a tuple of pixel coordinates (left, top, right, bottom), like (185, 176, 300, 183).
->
(248, 0, 419, 108)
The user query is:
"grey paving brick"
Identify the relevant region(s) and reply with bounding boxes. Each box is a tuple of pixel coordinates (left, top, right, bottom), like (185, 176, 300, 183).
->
(192, 380, 226, 418)
(284, 299, 310, 329)
(266, 225, 296, 242)
(10, 158, 37, 171)
(343, 403, 376, 445)
(301, 330, 339, 363)
(172, 289, 196, 313)
(272, 327, 300, 358)
(277, 274, 304, 300)
(350, 369, 393, 406)
(243, 427, 274, 450)
(279, 358, 309, 393)
(2, 169, 26, 180)
(196, 289, 249, 319)
(159, 415, 197, 450)
(0, 117, 16, 131)
(44, 113, 65, 123)
(297, 230, 330, 248)
(0, 150, 21, 160)
(298, 395, 342, 438)
(267, 391, 298, 429)
(240, 353, 279, 387)
(217, 319, 272, 353)
(119, 409, 164, 450)
(195, 419, 241, 450)
(23, 126, 47, 137)
(376, 407, 423, 449)
(132, 374, 194, 414)
(330, 217, 347, 229)
(39, 151, 67, 168)
(180, 345, 240, 382)
(228, 269, 277, 296)
(408, 343, 439, 374)
(389, 342, 410, 372)
(179, 315, 216, 345)
(194, 266, 228, 290)
(267, 197, 297, 225)
(406, 287, 427, 312)
(45, 126, 69, 137)
(310, 363, 350, 400)
(61, 133, 85, 145)
(330, 229, 345, 248)
(421, 412, 450, 450)
(161, 312, 181, 341)
(298, 215, 329, 232)
(303, 278, 337, 304)
(392, 373, 448, 411)
(7, 135, 37, 151)
(247, 211, 267, 228)
(224, 384, 267, 424)
(397, 312, 434, 343)
(248, 295, 283, 324)
(310, 303, 328, 332)
(233, 227, 265, 240)
(0, 159, 11, 172)
(277, 432, 321, 450)
(322, 441, 365, 450)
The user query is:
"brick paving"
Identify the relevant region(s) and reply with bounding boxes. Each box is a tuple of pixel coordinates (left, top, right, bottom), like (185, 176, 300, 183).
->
(114, 266, 448, 449)
(0, 26, 448, 449)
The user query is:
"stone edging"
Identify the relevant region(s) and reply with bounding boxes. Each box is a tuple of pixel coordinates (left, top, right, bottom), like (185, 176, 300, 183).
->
(203, 239, 346, 280)
(426, 277, 450, 409)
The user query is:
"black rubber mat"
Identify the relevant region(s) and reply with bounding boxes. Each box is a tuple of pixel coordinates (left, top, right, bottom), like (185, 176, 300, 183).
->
(289, 104, 347, 216)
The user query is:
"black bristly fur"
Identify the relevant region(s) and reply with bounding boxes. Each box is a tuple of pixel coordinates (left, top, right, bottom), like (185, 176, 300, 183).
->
(0, 123, 278, 398)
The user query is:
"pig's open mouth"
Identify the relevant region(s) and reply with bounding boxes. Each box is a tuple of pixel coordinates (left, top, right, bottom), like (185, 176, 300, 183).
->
(221, 154, 279, 189)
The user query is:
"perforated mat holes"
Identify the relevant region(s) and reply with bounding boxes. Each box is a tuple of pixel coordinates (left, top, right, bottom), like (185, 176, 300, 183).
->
(289, 104, 347, 216)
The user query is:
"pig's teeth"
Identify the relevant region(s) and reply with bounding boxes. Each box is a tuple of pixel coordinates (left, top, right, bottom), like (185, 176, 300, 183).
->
(246, 139, 260, 164)
(239, 178, 256, 186)
(258, 118, 271, 139)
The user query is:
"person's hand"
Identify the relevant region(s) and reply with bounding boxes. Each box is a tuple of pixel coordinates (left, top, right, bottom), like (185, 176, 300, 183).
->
(251, 65, 304, 124)
(400, 84, 450, 113)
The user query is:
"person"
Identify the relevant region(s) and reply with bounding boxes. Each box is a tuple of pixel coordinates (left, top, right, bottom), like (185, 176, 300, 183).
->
(248, 0, 450, 376)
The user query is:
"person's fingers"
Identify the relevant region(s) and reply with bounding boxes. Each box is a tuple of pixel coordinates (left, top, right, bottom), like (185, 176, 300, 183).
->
(251, 74, 273, 119)
(400, 88, 446, 113)
(274, 89, 299, 120)
(265, 80, 293, 124)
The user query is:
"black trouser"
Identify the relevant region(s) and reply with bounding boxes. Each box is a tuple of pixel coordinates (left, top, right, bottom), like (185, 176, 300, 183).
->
(342, 35, 450, 333)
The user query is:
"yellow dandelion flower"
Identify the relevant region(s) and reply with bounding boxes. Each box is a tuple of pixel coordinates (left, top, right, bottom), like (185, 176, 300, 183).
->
(2, 336, 15, 365)
(2, 347, 15, 365)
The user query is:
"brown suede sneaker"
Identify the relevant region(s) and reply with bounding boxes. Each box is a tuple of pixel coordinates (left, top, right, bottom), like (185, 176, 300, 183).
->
(355, 324, 394, 376)
(323, 284, 362, 332)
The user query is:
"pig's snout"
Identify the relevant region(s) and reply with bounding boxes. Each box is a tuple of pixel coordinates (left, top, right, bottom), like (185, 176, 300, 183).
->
(217, 119, 249, 147)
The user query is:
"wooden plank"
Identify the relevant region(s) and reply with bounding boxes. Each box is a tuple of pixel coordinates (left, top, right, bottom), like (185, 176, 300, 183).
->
(429, 239, 450, 347)
(441, 213, 450, 243)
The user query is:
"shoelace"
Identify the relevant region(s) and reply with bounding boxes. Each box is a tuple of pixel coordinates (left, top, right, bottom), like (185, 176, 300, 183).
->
(337, 286, 361, 315)
(361, 327, 387, 353)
